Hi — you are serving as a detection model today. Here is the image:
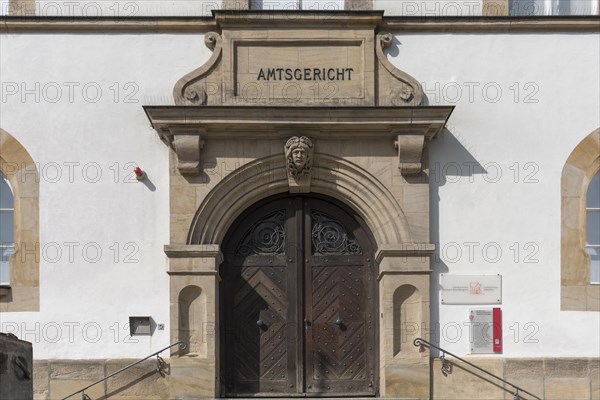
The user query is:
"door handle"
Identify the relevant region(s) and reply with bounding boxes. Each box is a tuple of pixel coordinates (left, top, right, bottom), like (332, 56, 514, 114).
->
(335, 319, 346, 330)
(304, 318, 311, 332)
(256, 319, 267, 328)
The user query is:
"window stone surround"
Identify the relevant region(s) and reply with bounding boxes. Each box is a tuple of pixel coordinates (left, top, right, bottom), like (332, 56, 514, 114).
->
(221, 0, 376, 11)
(483, 0, 510, 16)
(561, 128, 600, 312)
(0, 128, 40, 312)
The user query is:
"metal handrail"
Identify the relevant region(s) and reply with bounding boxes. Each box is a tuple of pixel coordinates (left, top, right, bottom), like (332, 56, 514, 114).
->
(61, 341, 187, 400)
(413, 338, 542, 400)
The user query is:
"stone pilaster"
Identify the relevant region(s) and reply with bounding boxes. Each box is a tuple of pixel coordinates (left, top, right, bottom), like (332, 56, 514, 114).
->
(222, 0, 249, 10)
(482, 0, 510, 16)
(8, 0, 35, 15)
(376, 245, 434, 399)
(345, 0, 373, 10)
(165, 245, 222, 398)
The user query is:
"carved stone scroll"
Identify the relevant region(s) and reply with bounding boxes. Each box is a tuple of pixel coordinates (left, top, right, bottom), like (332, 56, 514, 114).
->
(284, 136, 314, 193)
(376, 32, 424, 106)
(173, 32, 222, 105)
(172, 132, 205, 175)
(394, 135, 425, 176)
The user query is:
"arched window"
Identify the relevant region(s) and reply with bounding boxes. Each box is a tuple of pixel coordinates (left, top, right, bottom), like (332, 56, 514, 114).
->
(0, 128, 40, 311)
(249, 0, 343, 10)
(587, 172, 600, 284)
(250, 0, 300, 9)
(510, 0, 599, 15)
(561, 128, 600, 311)
(0, 171, 14, 286)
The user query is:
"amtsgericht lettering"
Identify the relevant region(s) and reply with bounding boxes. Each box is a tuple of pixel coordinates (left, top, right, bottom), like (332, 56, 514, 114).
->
(257, 67, 354, 81)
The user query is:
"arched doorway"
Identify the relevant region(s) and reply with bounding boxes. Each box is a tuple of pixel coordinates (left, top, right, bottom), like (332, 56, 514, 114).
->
(220, 194, 378, 397)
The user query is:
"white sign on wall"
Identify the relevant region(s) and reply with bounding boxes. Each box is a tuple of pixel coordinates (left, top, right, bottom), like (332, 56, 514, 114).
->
(440, 274, 502, 305)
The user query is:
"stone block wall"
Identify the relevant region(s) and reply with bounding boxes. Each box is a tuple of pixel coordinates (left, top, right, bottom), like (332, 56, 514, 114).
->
(33, 359, 169, 400)
(31, 357, 599, 399)
(432, 357, 600, 400)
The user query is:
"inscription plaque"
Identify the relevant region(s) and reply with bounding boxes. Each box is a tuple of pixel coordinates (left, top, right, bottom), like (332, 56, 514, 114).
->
(441, 274, 502, 305)
(172, 13, 424, 107)
(232, 42, 366, 104)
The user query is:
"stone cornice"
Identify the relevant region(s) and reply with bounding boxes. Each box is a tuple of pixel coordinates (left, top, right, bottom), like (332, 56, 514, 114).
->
(0, 17, 217, 33)
(381, 16, 600, 32)
(144, 106, 454, 141)
(377, 270, 432, 277)
(377, 270, 433, 283)
(145, 105, 453, 176)
(1, 15, 598, 33)
(164, 244, 222, 260)
(375, 244, 437, 264)
(167, 270, 220, 276)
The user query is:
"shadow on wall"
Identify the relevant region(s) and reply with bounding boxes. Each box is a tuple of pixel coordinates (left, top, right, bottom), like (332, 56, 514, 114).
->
(425, 128, 487, 353)
(387, 35, 401, 58)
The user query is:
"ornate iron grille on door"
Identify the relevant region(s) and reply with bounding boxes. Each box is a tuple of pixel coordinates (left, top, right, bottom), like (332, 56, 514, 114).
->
(221, 195, 377, 397)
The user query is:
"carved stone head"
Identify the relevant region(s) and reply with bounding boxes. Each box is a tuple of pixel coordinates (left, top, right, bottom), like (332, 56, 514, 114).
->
(285, 136, 314, 177)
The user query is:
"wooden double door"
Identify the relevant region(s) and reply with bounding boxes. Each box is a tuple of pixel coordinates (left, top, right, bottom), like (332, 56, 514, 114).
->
(220, 195, 377, 397)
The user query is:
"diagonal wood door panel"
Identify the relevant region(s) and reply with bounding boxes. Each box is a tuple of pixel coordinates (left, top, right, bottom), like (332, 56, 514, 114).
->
(306, 264, 375, 394)
(222, 201, 298, 397)
(304, 201, 377, 396)
(230, 267, 289, 385)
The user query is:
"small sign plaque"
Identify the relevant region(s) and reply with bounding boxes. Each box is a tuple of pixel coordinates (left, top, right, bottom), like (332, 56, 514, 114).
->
(469, 308, 502, 354)
(440, 274, 502, 305)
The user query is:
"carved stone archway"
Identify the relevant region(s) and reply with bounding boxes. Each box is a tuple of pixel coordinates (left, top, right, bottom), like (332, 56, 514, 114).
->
(145, 11, 453, 399)
(154, 107, 448, 399)
(188, 153, 413, 247)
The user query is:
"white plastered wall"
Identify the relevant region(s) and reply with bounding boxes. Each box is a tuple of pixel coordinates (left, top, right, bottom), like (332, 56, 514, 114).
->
(33, 0, 222, 16)
(0, 31, 598, 359)
(388, 32, 600, 357)
(374, 0, 484, 16)
(0, 33, 213, 359)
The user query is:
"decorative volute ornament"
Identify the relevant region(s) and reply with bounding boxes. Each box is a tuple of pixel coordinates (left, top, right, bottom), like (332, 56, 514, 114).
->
(169, 14, 425, 108)
(376, 32, 424, 106)
(144, 12, 453, 178)
(285, 136, 314, 193)
(173, 31, 223, 106)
